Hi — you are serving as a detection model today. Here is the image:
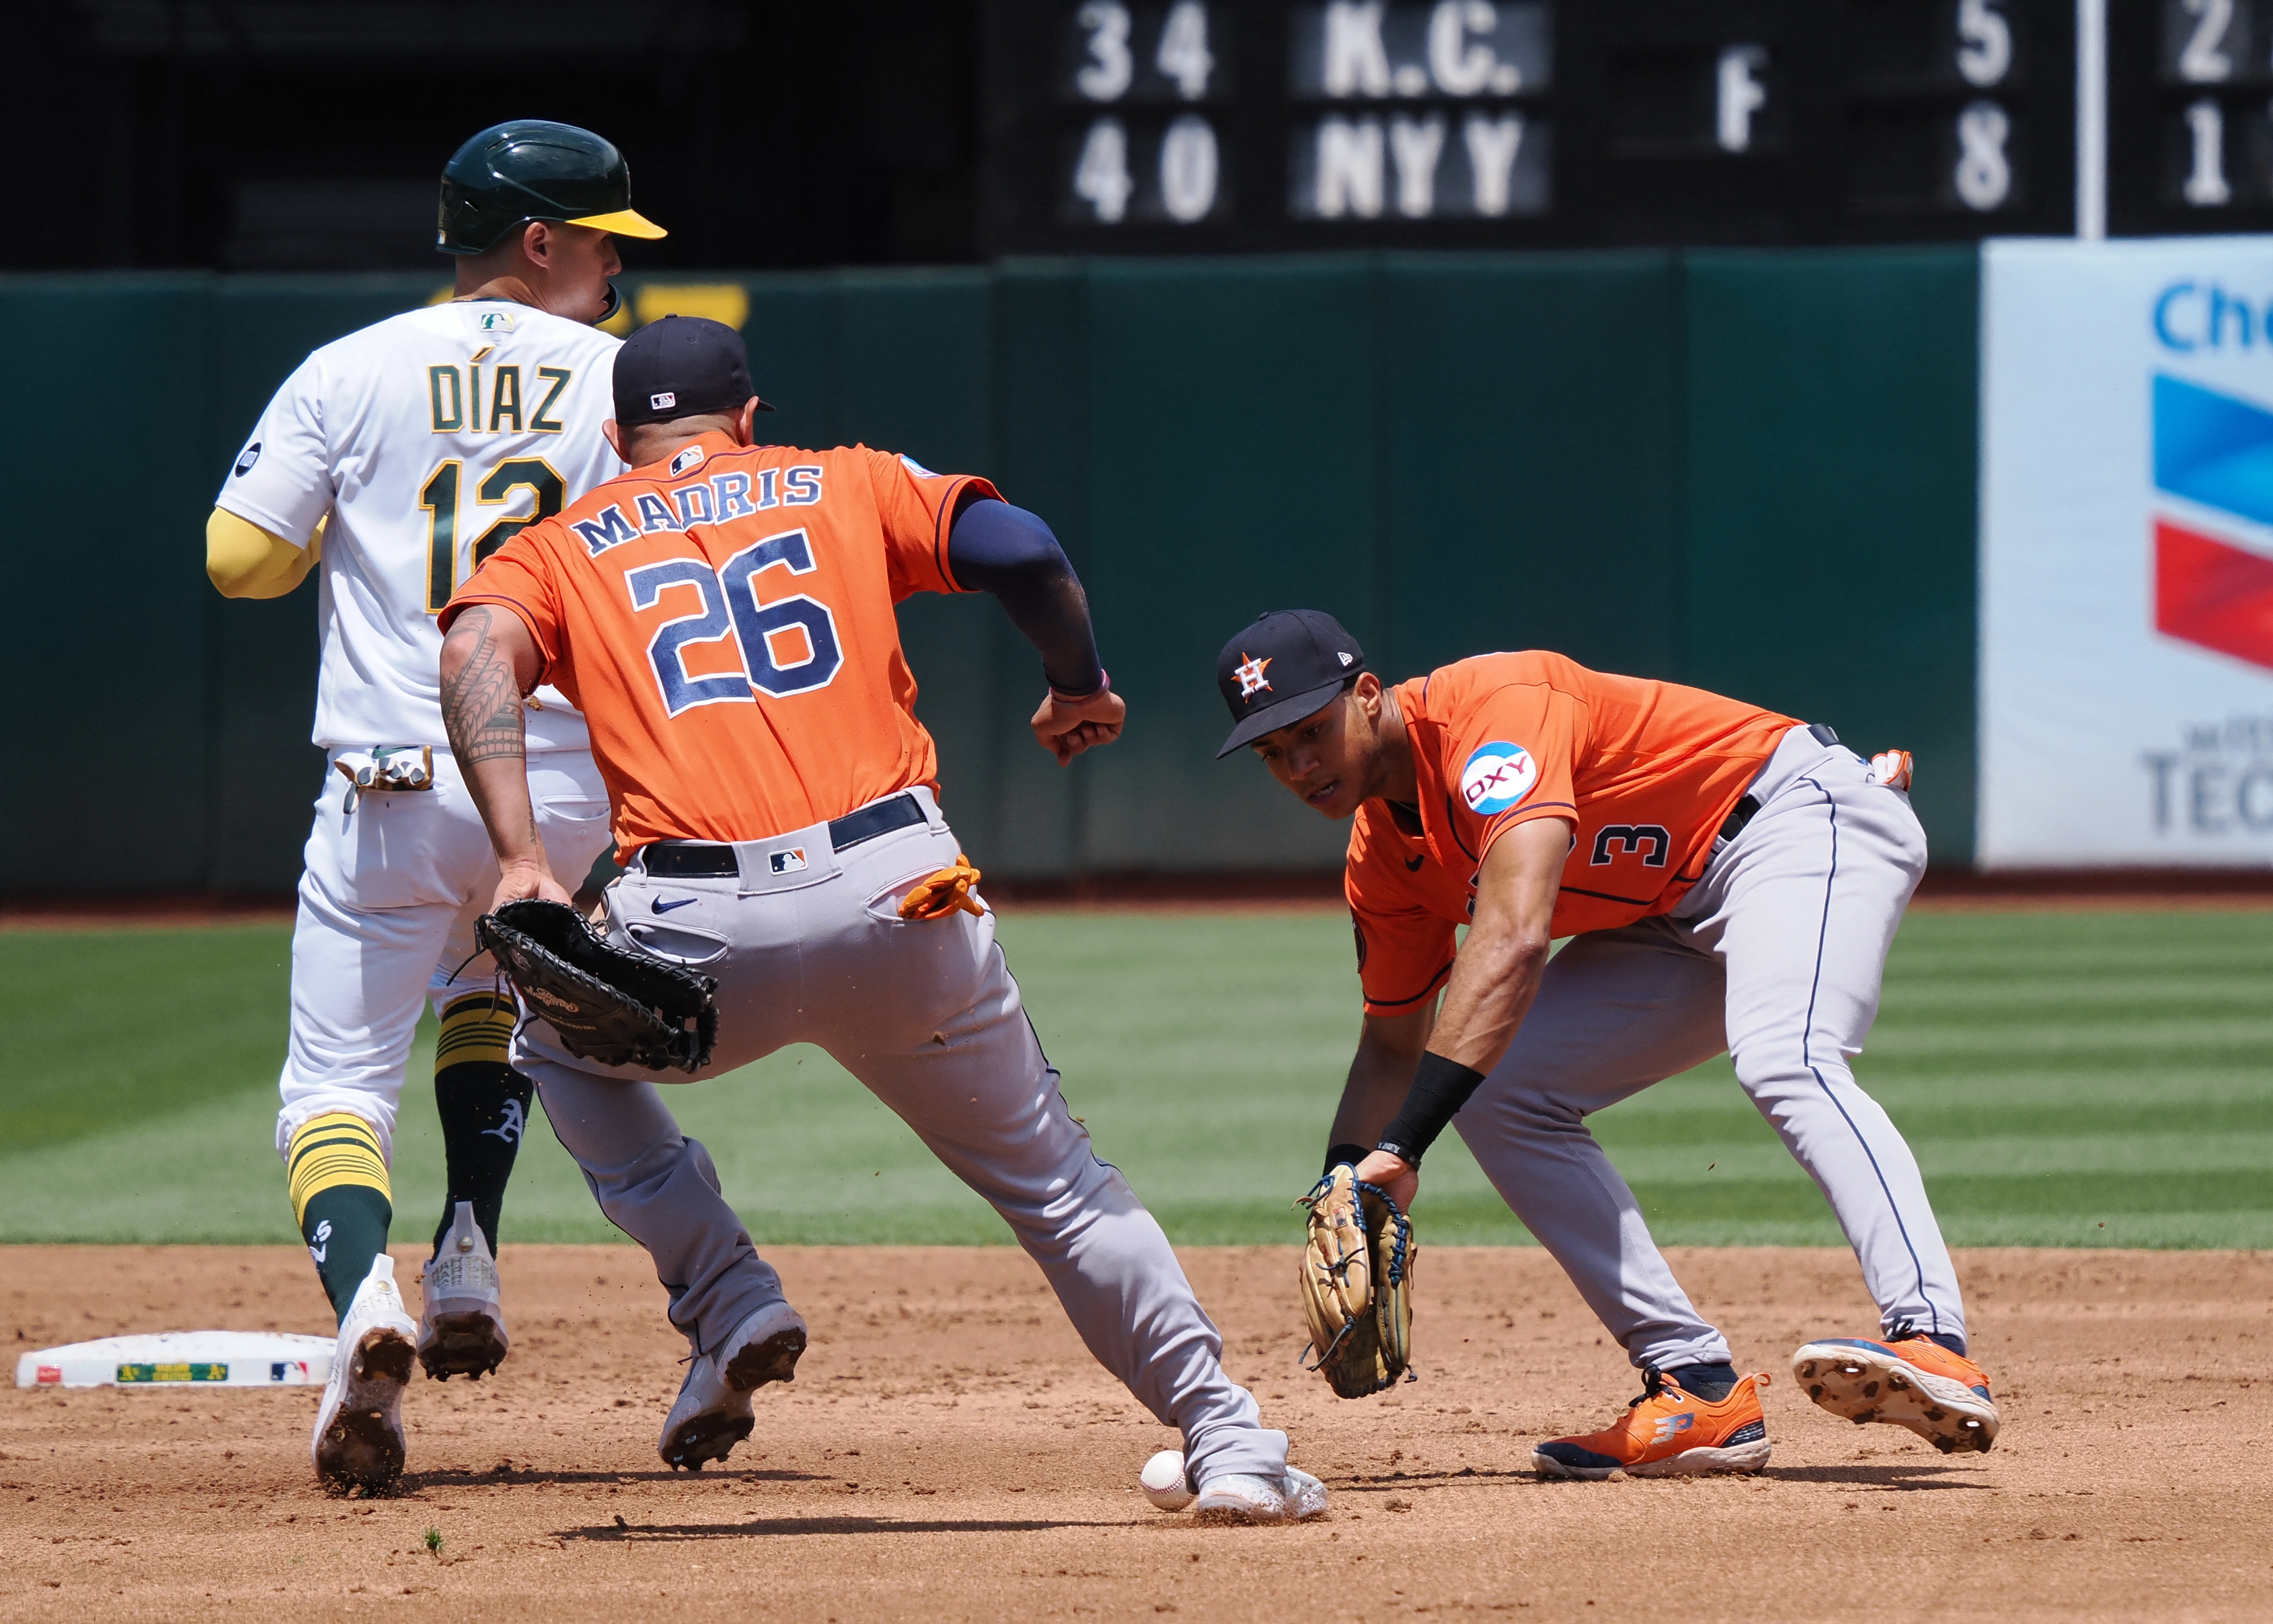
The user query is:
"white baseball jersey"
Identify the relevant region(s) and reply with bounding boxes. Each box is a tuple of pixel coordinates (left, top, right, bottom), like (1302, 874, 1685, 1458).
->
(217, 299, 625, 753)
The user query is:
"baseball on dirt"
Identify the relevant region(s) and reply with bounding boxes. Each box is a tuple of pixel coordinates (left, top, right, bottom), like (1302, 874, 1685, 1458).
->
(1140, 1448, 1194, 1511)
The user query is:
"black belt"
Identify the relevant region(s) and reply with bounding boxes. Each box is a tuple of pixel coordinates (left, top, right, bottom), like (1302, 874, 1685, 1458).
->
(641, 794, 927, 878)
(1718, 724, 1841, 844)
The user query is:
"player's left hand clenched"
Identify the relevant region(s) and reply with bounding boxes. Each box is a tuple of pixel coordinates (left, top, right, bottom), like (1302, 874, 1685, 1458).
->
(490, 857, 573, 914)
(1029, 679, 1126, 766)
(1354, 1148, 1418, 1212)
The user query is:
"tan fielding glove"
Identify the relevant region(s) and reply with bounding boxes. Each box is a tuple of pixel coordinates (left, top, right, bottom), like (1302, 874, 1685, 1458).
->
(1297, 1164, 1416, 1399)
(899, 854, 985, 921)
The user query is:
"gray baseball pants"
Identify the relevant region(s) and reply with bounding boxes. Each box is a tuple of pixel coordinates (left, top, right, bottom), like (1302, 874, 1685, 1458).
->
(1454, 725, 1966, 1373)
(516, 788, 1289, 1484)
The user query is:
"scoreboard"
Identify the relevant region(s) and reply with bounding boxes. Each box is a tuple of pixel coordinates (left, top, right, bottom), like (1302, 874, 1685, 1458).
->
(982, 0, 2273, 252)
(2111, 0, 2273, 234)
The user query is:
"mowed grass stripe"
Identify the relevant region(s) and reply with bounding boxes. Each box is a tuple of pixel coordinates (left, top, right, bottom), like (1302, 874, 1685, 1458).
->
(0, 925, 293, 1151)
(0, 905, 2266, 1246)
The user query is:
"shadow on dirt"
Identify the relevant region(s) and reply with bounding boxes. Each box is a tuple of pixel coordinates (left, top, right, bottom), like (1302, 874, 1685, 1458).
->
(1760, 1463, 1992, 1490)
(403, 1466, 830, 1490)
(1327, 1464, 1989, 1493)
(560, 1515, 1147, 1541)
(1336, 1467, 1537, 1492)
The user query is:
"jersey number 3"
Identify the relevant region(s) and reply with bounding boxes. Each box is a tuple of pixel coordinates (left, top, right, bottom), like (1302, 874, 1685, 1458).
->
(422, 457, 565, 613)
(626, 528, 846, 715)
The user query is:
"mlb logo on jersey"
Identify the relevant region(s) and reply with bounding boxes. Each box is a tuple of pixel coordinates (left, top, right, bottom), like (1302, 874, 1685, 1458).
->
(669, 444, 707, 477)
(1460, 742, 1537, 816)
(477, 310, 515, 332)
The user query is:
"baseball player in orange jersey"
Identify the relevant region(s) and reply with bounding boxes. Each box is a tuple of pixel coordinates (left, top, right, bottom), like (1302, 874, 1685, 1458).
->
(1215, 609, 1998, 1479)
(434, 317, 1327, 1521)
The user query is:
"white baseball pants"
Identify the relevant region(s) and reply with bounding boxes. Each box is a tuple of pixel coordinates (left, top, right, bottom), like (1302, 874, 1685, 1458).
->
(274, 746, 615, 1161)
(1453, 724, 1966, 1372)
(519, 788, 1291, 1486)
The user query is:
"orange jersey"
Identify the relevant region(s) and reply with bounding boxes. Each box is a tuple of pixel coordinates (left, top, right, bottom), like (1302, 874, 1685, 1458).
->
(443, 433, 995, 855)
(1347, 652, 1796, 1015)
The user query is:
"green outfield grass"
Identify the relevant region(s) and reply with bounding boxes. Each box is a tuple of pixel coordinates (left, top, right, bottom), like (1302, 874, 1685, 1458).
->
(0, 907, 2266, 1248)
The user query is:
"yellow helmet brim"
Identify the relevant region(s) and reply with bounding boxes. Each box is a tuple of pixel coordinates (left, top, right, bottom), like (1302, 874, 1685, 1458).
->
(568, 209, 667, 240)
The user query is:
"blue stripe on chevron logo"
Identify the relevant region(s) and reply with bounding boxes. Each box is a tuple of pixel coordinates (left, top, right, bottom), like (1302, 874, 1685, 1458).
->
(2154, 374, 2273, 528)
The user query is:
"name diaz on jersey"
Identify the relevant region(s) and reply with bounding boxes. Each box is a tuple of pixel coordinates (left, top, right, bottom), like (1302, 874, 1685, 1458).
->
(215, 300, 625, 754)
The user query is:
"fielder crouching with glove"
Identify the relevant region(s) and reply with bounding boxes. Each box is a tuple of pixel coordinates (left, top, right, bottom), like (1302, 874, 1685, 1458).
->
(1219, 608, 1998, 1481)
(435, 315, 1325, 1522)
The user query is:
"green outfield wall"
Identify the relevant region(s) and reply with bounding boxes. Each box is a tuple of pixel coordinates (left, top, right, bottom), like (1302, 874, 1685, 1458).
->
(0, 247, 1978, 893)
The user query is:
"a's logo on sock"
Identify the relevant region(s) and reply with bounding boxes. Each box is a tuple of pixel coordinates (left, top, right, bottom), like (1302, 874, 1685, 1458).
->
(483, 1098, 527, 1145)
(308, 1217, 332, 1264)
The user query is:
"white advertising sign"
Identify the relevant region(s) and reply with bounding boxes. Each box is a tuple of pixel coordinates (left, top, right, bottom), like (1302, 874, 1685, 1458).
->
(1981, 237, 2273, 867)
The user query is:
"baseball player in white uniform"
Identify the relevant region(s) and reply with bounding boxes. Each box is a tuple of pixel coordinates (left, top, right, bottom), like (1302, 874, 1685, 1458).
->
(205, 120, 663, 1490)
(1213, 609, 2000, 1480)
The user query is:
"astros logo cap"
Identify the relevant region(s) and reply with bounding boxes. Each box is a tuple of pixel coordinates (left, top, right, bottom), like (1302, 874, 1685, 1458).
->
(612, 315, 776, 429)
(1213, 608, 1366, 757)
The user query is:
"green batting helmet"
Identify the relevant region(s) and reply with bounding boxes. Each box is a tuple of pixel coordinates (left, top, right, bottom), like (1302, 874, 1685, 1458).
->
(436, 120, 667, 256)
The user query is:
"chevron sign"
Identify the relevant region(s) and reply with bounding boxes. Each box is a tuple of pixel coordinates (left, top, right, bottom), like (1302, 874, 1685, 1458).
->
(1979, 240, 2273, 868)
(2153, 375, 2273, 672)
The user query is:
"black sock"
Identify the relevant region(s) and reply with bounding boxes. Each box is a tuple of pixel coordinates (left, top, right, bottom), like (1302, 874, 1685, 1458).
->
(1667, 1361, 1738, 1402)
(1926, 1332, 1967, 1358)
(433, 1058, 533, 1258)
(303, 1185, 392, 1323)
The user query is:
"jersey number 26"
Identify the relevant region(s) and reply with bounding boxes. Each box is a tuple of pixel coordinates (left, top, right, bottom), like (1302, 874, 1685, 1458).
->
(626, 527, 846, 715)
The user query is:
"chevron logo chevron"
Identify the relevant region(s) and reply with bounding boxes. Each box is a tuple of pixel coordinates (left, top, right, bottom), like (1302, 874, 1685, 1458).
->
(2153, 375, 2273, 671)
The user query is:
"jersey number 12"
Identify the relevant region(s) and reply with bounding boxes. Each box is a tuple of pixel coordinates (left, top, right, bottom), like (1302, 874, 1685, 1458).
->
(421, 456, 566, 613)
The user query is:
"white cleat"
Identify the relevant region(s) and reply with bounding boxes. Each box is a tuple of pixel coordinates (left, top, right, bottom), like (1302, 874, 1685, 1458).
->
(312, 1253, 418, 1493)
(417, 1201, 508, 1380)
(658, 1300, 808, 1472)
(1192, 1465, 1329, 1524)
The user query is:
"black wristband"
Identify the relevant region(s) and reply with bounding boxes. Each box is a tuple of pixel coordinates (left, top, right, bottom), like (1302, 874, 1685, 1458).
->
(1323, 1142, 1370, 1177)
(1374, 1053, 1489, 1167)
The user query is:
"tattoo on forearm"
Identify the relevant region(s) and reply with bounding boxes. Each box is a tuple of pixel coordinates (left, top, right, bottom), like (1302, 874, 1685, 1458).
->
(441, 607, 527, 767)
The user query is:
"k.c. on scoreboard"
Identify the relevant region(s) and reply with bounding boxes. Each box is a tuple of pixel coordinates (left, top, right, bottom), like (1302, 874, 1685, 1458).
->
(980, 0, 2273, 251)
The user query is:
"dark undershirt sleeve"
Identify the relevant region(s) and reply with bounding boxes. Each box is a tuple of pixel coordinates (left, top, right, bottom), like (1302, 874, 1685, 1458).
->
(946, 497, 1106, 695)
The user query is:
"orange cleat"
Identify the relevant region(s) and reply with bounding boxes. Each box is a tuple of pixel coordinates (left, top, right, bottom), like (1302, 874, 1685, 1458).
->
(1791, 1330, 1998, 1454)
(1533, 1368, 1773, 1480)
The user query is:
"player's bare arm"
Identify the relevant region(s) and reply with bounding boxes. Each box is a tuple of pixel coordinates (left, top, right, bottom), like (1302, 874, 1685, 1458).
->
(1328, 1006, 1431, 1153)
(1353, 818, 1567, 1208)
(439, 604, 568, 910)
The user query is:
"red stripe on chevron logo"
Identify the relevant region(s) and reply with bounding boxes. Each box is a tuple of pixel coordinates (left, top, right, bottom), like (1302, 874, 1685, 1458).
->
(2155, 520, 2273, 673)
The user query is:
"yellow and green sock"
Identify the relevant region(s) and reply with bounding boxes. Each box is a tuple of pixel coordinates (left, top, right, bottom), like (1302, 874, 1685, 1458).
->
(287, 1111, 392, 1323)
(431, 991, 534, 1258)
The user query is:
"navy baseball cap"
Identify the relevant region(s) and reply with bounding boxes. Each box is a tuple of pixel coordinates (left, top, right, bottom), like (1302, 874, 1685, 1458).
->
(1215, 609, 1367, 757)
(612, 314, 774, 429)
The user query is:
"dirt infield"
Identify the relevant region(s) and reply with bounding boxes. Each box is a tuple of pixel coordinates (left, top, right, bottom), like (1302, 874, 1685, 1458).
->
(3, 1245, 2267, 1622)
